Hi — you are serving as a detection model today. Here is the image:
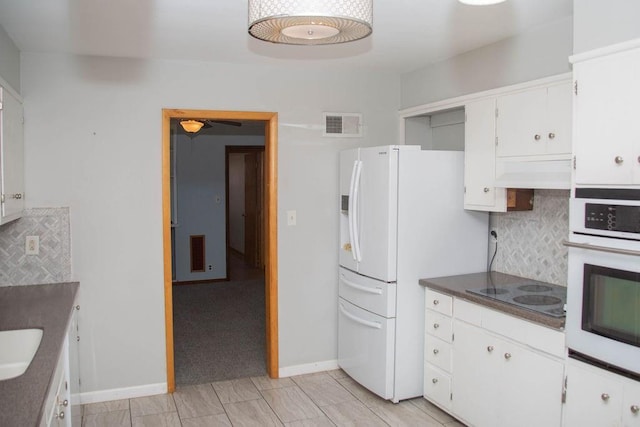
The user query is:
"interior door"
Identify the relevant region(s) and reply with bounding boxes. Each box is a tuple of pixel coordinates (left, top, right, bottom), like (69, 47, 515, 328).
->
(244, 152, 259, 267)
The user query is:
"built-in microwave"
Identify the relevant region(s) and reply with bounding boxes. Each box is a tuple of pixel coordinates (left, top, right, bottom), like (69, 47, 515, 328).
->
(565, 188, 640, 378)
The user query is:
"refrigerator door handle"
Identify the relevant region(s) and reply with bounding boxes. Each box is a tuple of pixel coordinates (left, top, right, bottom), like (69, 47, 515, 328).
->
(339, 302, 382, 329)
(348, 160, 358, 261)
(352, 160, 363, 262)
(341, 277, 383, 295)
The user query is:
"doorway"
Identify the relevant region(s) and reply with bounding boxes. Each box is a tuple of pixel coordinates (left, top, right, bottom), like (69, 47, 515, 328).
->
(162, 109, 278, 392)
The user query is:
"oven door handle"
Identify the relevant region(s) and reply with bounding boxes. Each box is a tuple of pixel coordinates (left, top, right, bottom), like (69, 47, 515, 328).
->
(562, 240, 640, 257)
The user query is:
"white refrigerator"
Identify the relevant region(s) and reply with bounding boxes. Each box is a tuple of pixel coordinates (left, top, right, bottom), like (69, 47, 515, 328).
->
(338, 145, 488, 403)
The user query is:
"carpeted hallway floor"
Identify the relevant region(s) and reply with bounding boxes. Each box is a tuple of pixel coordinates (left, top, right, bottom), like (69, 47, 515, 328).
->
(173, 276, 267, 385)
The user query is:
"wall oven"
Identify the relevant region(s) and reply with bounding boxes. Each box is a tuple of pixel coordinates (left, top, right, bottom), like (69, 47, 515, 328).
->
(565, 188, 640, 377)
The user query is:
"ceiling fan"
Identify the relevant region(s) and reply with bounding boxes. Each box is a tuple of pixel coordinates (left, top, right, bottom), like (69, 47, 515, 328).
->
(179, 119, 242, 133)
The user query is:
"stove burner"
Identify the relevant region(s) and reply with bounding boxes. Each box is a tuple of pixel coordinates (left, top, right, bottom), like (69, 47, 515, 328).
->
(517, 284, 553, 292)
(513, 295, 563, 306)
(477, 288, 509, 295)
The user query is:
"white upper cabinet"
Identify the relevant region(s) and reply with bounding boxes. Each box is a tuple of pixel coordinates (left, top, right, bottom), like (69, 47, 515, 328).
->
(464, 98, 507, 211)
(0, 85, 25, 225)
(496, 81, 572, 158)
(572, 44, 640, 185)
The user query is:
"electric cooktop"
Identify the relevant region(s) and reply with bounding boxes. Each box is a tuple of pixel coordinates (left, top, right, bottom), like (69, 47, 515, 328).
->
(467, 279, 567, 318)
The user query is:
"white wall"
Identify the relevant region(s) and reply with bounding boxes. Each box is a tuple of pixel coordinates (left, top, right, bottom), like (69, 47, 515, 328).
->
(173, 134, 263, 282)
(401, 17, 573, 109)
(573, 0, 640, 54)
(21, 52, 399, 394)
(0, 23, 20, 92)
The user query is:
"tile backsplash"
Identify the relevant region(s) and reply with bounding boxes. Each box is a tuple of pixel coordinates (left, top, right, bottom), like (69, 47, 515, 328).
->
(489, 189, 569, 286)
(0, 208, 71, 286)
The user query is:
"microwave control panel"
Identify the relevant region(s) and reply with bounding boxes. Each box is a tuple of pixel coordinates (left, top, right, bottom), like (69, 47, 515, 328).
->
(585, 203, 640, 234)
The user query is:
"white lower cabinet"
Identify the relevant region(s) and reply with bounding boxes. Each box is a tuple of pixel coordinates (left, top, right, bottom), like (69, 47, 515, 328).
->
(423, 289, 565, 427)
(564, 358, 640, 427)
(41, 334, 71, 427)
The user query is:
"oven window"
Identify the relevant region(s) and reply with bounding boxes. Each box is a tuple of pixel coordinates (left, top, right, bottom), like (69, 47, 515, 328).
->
(582, 264, 640, 347)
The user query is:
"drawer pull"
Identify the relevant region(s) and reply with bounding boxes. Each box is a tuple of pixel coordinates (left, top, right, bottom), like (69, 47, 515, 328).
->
(615, 156, 624, 165)
(432, 378, 438, 384)
(631, 405, 639, 414)
(601, 393, 610, 402)
(487, 345, 494, 353)
(433, 349, 439, 355)
(433, 299, 439, 306)
(433, 323, 439, 329)
(548, 132, 556, 139)
(504, 352, 512, 360)
(534, 134, 541, 141)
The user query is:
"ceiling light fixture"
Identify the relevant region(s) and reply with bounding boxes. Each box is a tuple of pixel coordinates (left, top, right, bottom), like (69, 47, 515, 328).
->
(458, 0, 507, 5)
(248, 0, 373, 45)
(180, 120, 204, 133)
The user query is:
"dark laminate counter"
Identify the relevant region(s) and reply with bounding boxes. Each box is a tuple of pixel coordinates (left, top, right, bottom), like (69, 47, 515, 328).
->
(419, 271, 565, 330)
(0, 282, 79, 427)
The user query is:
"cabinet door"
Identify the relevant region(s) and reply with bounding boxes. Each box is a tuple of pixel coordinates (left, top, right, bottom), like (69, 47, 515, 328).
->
(495, 339, 563, 427)
(496, 87, 547, 157)
(564, 360, 623, 427)
(452, 320, 496, 427)
(464, 98, 507, 211)
(545, 82, 573, 155)
(573, 48, 640, 185)
(0, 87, 24, 224)
(623, 381, 640, 426)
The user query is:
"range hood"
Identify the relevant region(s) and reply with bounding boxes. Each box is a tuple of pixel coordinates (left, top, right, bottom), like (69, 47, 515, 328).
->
(494, 158, 571, 189)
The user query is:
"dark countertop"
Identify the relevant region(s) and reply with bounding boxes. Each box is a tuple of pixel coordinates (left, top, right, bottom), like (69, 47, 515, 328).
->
(419, 272, 565, 330)
(0, 282, 79, 427)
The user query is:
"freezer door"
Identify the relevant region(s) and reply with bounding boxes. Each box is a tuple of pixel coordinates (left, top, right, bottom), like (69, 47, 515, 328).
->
(354, 146, 398, 282)
(338, 297, 396, 400)
(339, 148, 359, 272)
(338, 267, 396, 318)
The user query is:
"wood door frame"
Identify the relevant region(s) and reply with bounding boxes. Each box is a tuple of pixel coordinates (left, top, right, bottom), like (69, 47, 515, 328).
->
(225, 145, 265, 272)
(162, 109, 278, 392)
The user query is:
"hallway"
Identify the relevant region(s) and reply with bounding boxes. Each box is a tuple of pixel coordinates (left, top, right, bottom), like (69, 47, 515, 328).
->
(173, 251, 266, 386)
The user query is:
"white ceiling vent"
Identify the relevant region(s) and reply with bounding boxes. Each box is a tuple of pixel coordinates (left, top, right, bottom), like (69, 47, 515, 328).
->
(323, 113, 362, 137)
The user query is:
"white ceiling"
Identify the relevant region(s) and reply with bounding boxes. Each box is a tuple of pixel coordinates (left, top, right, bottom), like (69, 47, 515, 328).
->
(0, 0, 572, 74)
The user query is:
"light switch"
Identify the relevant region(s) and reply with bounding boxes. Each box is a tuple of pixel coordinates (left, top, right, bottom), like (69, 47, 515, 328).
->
(287, 210, 297, 226)
(26, 236, 39, 255)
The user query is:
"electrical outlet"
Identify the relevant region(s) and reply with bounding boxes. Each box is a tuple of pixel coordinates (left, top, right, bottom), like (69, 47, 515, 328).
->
(26, 236, 39, 255)
(208, 265, 213, 271)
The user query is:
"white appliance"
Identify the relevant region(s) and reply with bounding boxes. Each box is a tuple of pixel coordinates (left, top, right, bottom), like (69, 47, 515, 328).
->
(565, 188, 640, 376)
(338, 145, 489, 402)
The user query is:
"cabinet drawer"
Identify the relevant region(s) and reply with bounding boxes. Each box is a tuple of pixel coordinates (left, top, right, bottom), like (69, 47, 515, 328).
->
(424, 364, 452, 411)
(425, 289, 452, 316)
(425, 310, 453, 343)
(425, 336, 452, 372)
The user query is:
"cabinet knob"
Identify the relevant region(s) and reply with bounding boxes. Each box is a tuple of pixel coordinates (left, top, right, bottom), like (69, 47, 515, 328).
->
(433, 349, 439, 355)
(637, 156, 640, 164)
(615, 156, 624, 165)
(548, 132, 556, 139)
(55, 411, 65, 419)
(432, 378, 438, 384)
(62, 399, 69, 407)
(487, 345, 494, 353)
(504, 352, 512, 360)
(631, 405, 639, 414)
(433, 323, 439, 329)
(433, 299, 439, 306)
(483, 187, 490, 193)
(601, 393, 610, 402)
(534, 134, 541, 141)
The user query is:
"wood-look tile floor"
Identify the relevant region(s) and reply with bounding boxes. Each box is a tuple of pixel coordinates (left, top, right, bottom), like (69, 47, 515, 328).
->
(77, 370, 466, 427)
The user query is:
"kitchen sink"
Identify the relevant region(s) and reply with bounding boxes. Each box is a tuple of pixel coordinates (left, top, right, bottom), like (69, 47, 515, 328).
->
(0, 328, 43, 380)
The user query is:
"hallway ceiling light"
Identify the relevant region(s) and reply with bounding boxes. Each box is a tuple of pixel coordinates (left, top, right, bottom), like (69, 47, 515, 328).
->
(248, 0, 373, 45)
(180, 120, 204, 133)
(458, 0, 507, 5)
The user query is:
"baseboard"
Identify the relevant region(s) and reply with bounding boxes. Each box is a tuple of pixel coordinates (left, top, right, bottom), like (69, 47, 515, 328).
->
(279, 359, 339, 378)
(77, 382, 167, 404)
